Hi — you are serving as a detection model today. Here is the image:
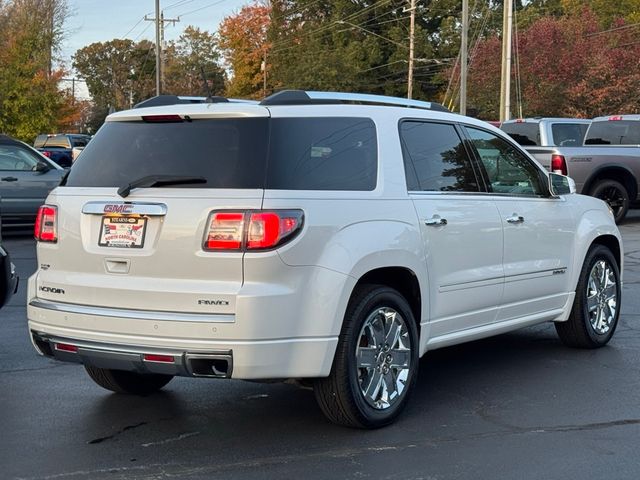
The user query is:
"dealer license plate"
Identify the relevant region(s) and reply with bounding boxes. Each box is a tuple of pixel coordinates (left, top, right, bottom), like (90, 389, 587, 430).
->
(98, 216, 147, 248)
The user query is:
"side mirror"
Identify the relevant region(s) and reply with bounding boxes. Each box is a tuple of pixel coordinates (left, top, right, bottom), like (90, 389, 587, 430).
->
(34, 161, 51, 174)
(549, 173, 576, 196)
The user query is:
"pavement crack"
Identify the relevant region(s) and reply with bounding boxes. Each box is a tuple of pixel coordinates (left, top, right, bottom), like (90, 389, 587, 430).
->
(87, 422, 147, 445)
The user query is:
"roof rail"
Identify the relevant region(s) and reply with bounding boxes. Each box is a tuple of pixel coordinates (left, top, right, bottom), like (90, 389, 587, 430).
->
(260, 90, 449, 112)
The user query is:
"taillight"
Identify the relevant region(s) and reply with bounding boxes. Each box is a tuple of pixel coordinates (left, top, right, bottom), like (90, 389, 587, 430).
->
(203, 210, 304, 251)
(41, 151, 51, 158)
(551, 154, 567, 176)
(34, 205, 58, 242)
(204, 212, 245, 250)
(142, 114, 183, 123)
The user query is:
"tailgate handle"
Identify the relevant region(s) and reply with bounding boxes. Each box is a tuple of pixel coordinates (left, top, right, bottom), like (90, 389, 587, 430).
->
(83, 202, 167, 216)
(105, 258, 130, 274)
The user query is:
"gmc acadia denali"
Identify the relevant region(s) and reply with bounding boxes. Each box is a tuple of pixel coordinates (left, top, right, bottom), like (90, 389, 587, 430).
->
(27, 91, 622, 428)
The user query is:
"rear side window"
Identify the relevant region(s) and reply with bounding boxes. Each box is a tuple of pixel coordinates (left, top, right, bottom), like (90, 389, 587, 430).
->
(400, 121, 479, 192)
(266, 117, 377, 191)
(585, 120, 640, 145)
(66, 119, 269, 189)
(70, 136, 89, 148)
(500, 122, 540, 146)
(551, 123, 589, 147)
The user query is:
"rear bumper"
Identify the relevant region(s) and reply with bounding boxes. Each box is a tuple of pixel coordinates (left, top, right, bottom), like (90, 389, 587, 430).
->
(28, 308, 338, 379)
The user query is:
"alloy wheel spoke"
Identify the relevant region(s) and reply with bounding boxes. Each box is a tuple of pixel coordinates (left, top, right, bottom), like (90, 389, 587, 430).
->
(357, 347, 378, 369)
(383, 370, 397, 399)
(363, 370, 384, 401)
(603, 282, 617, 301)
(389, 349, 410, 369)
(385, 318, 402, 348)
(586, 294, 599, 312)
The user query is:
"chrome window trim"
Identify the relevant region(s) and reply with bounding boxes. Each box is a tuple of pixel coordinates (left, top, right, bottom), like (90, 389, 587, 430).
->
(29, 299, 235, 323)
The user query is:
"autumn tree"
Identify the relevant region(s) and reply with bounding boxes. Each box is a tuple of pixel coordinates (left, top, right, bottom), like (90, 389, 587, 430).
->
(163, 27, 226, 96)
(0, 0, 74, 141)
(218, 3, 271, 98)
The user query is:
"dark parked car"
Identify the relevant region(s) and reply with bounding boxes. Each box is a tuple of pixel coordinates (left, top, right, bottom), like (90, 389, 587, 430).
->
(0, 135, 65, 228)
(0, 222, 18, 309)
(34, 133, 91, 168)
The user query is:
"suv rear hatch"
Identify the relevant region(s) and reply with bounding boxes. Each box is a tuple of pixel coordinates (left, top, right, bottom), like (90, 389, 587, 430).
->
(35, 105, 270, 316)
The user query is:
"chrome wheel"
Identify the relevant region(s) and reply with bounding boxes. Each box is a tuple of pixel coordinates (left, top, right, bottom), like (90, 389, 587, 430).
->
(586, 259, 618, 335)
(355, 307, 411, 410)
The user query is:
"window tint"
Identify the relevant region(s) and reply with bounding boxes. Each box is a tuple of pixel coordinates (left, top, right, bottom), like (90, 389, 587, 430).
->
(0, 144, 40, 171)
(267, 118, 377, 191)
(551, 123, 589, 147)
(70, 136, 89, 148)
(66, 119, 269, 189)
(500, 122, 540, 146)
(466, 127, 546, 196)
(584, 120, 640, 145)
(400, 121, 479, 192)
(41, 135, 71, 148)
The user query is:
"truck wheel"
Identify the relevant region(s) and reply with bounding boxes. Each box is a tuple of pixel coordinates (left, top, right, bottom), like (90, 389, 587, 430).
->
(590, 179, 629, 223)
(85, 365, 173, 395)
(313, 285, 419, 428)
(555, 245, 621, 348)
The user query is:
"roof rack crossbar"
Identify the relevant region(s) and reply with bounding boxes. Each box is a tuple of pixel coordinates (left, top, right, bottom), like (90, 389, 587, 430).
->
(260, 90, 449, 112)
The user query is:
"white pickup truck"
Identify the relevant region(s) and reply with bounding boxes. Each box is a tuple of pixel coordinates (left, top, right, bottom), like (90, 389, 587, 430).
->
(504, 115, 640, 223)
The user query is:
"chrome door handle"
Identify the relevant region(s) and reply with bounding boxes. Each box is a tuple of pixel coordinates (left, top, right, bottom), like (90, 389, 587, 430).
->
(506, 214, 525, 224)
(425, 215, 447, 226)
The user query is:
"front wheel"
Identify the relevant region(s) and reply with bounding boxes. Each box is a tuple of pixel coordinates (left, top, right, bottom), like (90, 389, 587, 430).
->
(555, 245, 621, 348)
(589, 179, 629, 224)
(314, 285, 419, 428)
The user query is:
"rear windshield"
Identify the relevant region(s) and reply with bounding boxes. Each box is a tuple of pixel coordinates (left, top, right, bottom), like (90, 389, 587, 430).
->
(500, 122, 540, 146)
(65, 117, 378, 191)
(35, 135, 71, 149)
(550, 123, 589, 147)
(584, 120, 640, 145)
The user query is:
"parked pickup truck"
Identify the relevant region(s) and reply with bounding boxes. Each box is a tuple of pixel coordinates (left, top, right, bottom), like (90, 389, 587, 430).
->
(34, 134, 91, 168)
(508, 115, 640, 223)
(501, 117, 591, 147)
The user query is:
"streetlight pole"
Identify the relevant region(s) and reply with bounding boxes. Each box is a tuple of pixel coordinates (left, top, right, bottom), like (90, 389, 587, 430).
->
(499, 0, 513, 122)
(155, 0, 161, 95)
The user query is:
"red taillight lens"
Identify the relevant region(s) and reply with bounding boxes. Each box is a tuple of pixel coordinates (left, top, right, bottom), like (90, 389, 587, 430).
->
(34, 205, 58, 242)
(551, 154, 567, 176)
(203, 210, 303, 251)
(41, 151, 51, 158)
(204, 212, 245, 250)
(247, 211, 303, 250)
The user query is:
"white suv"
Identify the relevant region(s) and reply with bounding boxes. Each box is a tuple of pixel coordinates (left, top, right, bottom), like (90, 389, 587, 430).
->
(28, 91, 622, 428)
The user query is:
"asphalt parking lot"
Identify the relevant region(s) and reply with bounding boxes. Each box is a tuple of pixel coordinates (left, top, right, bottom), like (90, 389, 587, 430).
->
(2, 214, 640, 480)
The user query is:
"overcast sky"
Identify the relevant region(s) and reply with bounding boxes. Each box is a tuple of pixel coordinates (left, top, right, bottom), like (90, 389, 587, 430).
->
(61, 0, 248, 98)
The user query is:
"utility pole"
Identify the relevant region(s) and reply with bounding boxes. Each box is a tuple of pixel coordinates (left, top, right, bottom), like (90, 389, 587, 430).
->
(145, 3, 180, 96)
(407, 0, 416, 99)
(460, 0, 468, 115)
(499, 0, 513, 122)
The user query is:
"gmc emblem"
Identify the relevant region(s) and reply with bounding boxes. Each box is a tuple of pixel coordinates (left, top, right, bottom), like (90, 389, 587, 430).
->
(104, 204, 133, 214)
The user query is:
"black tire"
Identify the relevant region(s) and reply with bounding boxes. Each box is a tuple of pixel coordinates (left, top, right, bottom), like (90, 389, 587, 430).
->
(589, 179, 629, 224)
(555, 245, 621, 348)
(313, 285, 419, 428)
(85, 365, 173, 395)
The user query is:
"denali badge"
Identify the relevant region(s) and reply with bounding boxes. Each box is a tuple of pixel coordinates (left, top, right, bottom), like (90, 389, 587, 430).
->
(198, 299, 229, 306)
(104, 204, 134, 214)
(39, 286, 65, 294)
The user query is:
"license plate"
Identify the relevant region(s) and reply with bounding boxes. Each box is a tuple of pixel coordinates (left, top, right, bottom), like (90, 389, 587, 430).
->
(99, 216, 147, 248)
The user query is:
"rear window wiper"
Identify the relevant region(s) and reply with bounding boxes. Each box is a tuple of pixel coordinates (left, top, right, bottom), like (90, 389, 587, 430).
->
(117, 175, 207, 198)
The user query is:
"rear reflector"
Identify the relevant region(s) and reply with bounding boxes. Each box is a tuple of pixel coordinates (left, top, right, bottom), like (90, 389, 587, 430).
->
(54, 343, 78, 353)
(34, 205, 58, 243)
(203, 210, 304, 251)
(143, 354, 175, 363)
(551, 154, 568, 176)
